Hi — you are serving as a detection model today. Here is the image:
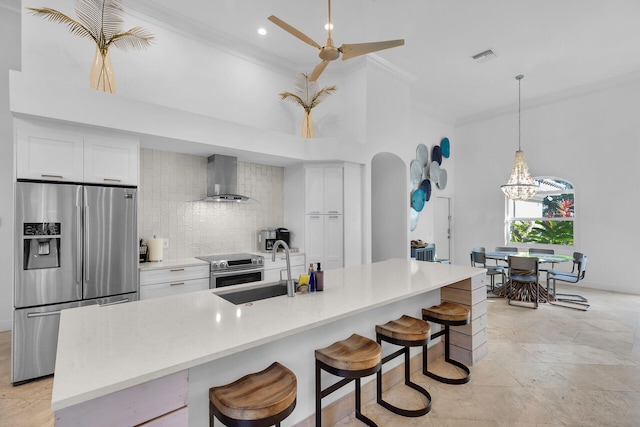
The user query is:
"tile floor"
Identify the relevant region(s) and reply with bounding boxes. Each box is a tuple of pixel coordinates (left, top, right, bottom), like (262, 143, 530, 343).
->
(1, 284, 639, 427)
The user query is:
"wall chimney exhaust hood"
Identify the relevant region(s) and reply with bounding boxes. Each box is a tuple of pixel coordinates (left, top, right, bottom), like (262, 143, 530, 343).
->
(200, 154, 258, 203)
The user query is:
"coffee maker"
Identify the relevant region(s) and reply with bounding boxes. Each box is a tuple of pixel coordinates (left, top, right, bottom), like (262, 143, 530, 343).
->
(276, 228, 290, 247)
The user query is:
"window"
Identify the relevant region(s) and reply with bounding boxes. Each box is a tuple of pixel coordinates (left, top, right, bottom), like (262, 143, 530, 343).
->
(506, 177, 574, 246)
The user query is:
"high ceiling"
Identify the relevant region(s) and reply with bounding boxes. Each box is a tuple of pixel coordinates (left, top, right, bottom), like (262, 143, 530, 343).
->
(122, 1, 640, 124)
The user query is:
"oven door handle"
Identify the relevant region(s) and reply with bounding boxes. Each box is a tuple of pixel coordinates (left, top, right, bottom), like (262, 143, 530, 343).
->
(211, 267, 265, 276)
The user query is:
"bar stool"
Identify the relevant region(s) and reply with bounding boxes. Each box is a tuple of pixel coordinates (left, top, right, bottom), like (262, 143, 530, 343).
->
(209, 362, 297, 427)
(315, 334, 382, 427)
(422, 302, 471, 385)
(375, 315, 432, 417)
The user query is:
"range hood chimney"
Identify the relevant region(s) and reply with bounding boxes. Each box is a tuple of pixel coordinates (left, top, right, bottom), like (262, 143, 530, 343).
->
(202, 154, 258, 203)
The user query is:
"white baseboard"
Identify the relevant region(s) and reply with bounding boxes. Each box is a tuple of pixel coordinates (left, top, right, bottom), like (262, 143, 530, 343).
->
(0, 319, 12, 332)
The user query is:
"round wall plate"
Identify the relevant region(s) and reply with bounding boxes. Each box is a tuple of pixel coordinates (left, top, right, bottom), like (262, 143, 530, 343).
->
(410, 159, 423, 184)
(441, 137, 450, 158)
(437, 168, 448, 189)
(429, 161, 441, 185)
(416, 144, 429, 167)
(432, 145, 442, 165)
(411, 188, 425, 212)
(420, 179, 432, 201)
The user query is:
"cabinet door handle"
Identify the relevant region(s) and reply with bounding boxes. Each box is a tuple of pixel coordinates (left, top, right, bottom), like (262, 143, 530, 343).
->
(328, 210, 339, 214)
(329, 215, 340, 219)
(170, 268, 185, 272)
(170, 282, 185, 286)
(103, 178, 122, 183)
(310, 215, 321, 219)
(309, 210, 321, 214)
(41, 174, 63, 179)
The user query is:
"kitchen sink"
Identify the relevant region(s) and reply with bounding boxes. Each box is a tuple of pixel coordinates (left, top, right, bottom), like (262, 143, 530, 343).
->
(216, 283, 289, 305)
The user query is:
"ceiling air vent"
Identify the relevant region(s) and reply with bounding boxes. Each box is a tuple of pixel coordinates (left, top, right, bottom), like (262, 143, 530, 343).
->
(471, 49, 497, 63)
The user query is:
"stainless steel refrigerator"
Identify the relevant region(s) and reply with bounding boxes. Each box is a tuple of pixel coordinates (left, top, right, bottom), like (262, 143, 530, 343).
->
(12, 181, 138, 384)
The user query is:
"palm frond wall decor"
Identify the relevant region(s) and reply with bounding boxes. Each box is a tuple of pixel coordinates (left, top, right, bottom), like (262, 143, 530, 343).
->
(28, 0, 155, 93)
(279, 73, 337, 138)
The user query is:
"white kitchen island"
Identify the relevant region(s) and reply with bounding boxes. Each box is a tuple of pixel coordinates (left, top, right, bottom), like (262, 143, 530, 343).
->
(52, 259, 486, 426)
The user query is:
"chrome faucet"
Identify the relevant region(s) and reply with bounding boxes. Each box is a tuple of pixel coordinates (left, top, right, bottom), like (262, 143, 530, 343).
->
(272, 240, 295, 297)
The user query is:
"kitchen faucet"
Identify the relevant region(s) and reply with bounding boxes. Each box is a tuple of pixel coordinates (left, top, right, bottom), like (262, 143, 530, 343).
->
(272, 240, 295, 297)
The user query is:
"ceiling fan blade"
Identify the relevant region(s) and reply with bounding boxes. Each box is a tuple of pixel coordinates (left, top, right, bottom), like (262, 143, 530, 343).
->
(309, 60, 330, 81)
(268, 15, 322, 49)
(340, 39, 405, 60)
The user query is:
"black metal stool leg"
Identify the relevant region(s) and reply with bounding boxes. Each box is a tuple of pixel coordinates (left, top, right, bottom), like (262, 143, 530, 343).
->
(423, 322, 470, 385)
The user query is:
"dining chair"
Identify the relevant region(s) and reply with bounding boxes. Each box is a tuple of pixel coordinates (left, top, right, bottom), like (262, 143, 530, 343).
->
(507, 256, 539, 309)
(494, 246, 517, 268)
(546, 253, 589, 311)
(529, 248, 555, 271)
(471, 250, 505, 296)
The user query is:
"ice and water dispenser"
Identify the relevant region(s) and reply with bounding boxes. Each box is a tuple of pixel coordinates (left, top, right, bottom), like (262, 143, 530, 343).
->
(23, 222, 61, 270)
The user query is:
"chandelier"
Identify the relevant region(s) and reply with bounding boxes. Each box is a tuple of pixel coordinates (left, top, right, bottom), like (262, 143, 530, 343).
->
(501, 74, 538, 201)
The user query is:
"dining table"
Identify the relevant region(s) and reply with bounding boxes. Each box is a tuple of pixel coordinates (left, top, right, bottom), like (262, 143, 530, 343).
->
(484, 251, 573, 303)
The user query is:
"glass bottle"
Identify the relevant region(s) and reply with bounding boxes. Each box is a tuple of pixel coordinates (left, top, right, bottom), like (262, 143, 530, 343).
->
(315, 262, 324, 291)
(308, 263, 315, 292)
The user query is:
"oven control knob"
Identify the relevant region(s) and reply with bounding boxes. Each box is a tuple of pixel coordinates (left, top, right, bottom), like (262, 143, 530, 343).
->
(212, 262, 219, 270)
(257, 258, 263, 265)
(220, 261, 227, 269)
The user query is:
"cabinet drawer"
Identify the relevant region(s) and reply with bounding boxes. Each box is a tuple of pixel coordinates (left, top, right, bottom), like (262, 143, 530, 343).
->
(140, 278, 209, 300)
(140, 265, 209, 286)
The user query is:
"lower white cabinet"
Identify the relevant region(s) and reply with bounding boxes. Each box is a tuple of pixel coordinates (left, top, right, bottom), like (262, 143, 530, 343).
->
(140, 264, 209, 300)
(263, 253, 306, 282)
(306, 214, 344, 271)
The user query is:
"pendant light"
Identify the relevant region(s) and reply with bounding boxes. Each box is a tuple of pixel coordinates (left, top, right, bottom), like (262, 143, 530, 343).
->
(501, 74, 538, 201)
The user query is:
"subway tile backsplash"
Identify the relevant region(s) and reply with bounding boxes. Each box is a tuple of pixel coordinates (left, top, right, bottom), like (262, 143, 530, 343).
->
(139, 149, 284, 259)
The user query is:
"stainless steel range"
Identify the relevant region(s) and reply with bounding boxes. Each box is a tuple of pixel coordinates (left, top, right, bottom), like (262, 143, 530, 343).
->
(196, 253, 264, 289)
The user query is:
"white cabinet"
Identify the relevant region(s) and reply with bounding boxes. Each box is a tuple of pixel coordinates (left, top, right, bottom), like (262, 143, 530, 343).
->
(15, 118, 138, 185)
(304, 167, 343, 214)
(263, 253, 306, 282)
(140, 264, 209, 300)
(306, 214, 344, 271)
(83, 136, 138, 185)
(16, 120, 84, 182)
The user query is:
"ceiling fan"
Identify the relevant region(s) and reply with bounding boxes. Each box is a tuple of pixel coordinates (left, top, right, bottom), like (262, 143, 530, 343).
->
(268, 0, 405, 81)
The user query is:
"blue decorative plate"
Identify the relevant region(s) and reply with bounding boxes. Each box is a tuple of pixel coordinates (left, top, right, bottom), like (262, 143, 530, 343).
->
(420, 179, 432, 201)
(441, 137, 450, 158)
(411, 188, 425, 212)
(432, 145, 442, 165)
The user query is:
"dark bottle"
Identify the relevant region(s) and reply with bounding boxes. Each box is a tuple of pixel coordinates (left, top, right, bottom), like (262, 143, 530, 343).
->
(308, 263, 316, 292)
(315, 262, 324, 291)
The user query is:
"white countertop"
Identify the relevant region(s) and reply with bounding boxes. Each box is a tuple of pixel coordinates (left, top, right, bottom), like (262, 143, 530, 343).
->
(138, 257, 209, 271)
(52, 259, 483, 411)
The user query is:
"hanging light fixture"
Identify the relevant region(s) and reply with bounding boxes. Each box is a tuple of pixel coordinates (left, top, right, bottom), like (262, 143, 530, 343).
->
(501, 74, 538, 201)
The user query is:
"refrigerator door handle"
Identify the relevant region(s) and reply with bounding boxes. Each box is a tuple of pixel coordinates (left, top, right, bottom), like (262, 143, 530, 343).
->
(99, 298, 130, 307)
(76, 203, 83, 284)
(27, 310, 62, 318)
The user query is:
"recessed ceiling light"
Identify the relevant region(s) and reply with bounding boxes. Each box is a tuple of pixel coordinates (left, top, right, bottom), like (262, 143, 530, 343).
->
(324, 23, 334, 30)
(258, 27, 267, 36)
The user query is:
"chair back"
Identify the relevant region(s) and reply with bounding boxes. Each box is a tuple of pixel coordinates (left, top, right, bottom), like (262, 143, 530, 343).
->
(571, 252, 584, 273)
(508, 256, 538, 283)
(529, 248, 554, 255)
(496, 246, 518, 253)
(576, 256, 588, 280)
(470, 250, 487, 267)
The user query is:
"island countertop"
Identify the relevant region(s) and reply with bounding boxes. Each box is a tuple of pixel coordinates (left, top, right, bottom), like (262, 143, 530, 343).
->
(52, 258, 484, 411)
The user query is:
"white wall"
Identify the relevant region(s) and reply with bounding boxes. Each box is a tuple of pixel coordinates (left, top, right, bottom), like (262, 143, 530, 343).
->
(455, 79, 640, 294)
(0, 2, 20, 331)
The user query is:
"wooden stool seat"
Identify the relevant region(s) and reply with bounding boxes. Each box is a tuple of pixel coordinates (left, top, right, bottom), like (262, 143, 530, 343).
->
(422, 301, 470, 324)
(376, 314, 431, 342)
(376, 315, 432, 418)
(422, 302, 471, 385)
(209, 362, 297, 427)
(315, 333, 382, 373)
(316, 334, 382, 427)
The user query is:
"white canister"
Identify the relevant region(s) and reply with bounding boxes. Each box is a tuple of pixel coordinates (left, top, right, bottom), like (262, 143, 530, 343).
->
(147, 235, 163, 262)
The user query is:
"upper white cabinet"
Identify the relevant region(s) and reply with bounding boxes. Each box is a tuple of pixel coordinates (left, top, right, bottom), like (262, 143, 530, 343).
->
(16, 120, 84, 183)
(16, 119, 139, 186)
(304, 167, 343, 215)
(84, 136, 138, 185)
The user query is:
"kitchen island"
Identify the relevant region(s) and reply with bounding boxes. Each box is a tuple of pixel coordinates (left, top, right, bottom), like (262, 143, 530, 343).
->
(52, 259, 486, 426)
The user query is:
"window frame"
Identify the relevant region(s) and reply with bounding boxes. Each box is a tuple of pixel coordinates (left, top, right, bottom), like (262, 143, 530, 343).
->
(504, 176, 575, 248)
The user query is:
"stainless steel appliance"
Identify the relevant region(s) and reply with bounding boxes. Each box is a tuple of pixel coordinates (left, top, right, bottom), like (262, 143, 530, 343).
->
(276, 228, 290, 247)
(196, 253, 264, 288)
(258, 230, 277, 252)
(12, 181, 138, 384)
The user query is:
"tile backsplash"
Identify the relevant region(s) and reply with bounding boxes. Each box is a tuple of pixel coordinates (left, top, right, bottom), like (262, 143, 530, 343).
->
(139, 149, 284, 259)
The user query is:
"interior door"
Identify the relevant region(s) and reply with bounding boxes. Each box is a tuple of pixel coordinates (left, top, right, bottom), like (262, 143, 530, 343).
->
(435, 197, 452, 261)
